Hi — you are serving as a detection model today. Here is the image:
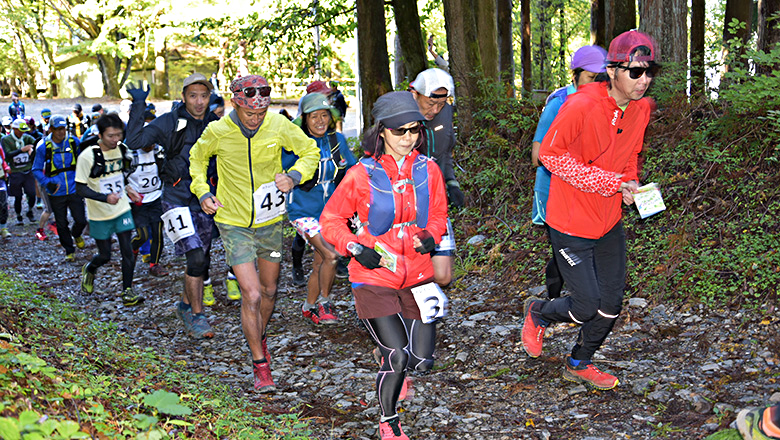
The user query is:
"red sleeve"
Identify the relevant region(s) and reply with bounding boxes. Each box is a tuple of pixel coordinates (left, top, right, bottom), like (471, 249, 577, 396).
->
(320, 165, 371, 256)
(0, 148, 8, 173)
(619, 100, 651, 181)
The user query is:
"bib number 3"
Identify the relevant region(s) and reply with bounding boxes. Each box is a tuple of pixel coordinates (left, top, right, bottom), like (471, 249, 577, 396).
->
(161, 206, 195, 243)
(253, 181, 286, 225)
(411, 282, 448, 324)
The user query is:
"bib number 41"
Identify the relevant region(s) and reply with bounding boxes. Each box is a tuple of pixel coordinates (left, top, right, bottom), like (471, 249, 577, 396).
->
(161, 206, 195, 243)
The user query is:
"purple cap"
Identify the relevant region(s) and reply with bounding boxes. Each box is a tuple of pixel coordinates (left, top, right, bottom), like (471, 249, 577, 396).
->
(607, 30, 656, 63)
(570, 45, 607, 73)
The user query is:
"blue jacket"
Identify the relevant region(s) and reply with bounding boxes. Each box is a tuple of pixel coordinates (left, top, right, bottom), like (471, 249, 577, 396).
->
(32, 134, 81, 196)
(283, 131, 356, 222)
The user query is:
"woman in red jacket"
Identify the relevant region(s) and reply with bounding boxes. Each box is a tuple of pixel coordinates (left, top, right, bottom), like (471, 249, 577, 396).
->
(320, 91, 448, 440)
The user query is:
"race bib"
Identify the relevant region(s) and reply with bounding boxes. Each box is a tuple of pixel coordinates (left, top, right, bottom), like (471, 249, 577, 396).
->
(253, 181, 286, 225)
(13, 153, 29, 165)
(134, 167, 161, 194)
(161, 206, 195, 243)
(436, 218, 456, 252)
(411, 282, 448, 324)
(99, 174, 124, 194)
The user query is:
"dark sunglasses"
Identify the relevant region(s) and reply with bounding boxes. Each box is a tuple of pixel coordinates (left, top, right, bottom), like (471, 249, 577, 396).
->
(387, 124, 422, 136)
(240, 86, 271, 98)
(617, 64, 661, 79)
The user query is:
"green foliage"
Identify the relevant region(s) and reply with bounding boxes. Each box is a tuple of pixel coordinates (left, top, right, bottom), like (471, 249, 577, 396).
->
(0, 272, 313, 439)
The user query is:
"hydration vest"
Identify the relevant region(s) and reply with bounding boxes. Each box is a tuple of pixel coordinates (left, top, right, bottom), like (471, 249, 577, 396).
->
(88, 142, 135, 178)
(297, 132, 347, 194)
(44, 137, 78, 177)
(359, 155, 429, 237)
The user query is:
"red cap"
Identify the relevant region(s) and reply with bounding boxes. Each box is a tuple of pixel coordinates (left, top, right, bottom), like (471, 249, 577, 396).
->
(306, 80, 332, 95)
(607, 30, 656, 63)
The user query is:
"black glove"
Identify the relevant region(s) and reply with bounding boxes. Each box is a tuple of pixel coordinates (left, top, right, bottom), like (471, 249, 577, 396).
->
(126, 80, 150, 102)
(414, 230, 436, 254)
(353, 245, 382, 269)
(447, 183, 465, 208)
(46, 182, 58, 194)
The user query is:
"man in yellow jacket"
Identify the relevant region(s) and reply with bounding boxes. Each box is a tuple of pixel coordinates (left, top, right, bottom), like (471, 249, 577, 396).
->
(190, 74, 319, 393)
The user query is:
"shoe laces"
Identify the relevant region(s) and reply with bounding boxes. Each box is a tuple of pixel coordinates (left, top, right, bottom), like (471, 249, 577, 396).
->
(381, 418, 404, 437)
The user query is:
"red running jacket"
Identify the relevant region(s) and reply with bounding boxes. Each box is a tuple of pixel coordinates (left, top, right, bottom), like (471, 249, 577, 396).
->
(320, 150, 448, 289)
(539, 81, 651, 239)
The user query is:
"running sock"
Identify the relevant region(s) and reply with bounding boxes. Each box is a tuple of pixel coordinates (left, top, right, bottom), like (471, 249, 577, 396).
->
(380, 414, 399, 423)
(204, 278, 212, 286)
(567, 357, 590, 367)
(253, 358, 268, 364)
(303, 302, 316, 311)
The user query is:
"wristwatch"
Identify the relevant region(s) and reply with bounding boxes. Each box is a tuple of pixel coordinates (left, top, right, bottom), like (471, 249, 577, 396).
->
(346, 242, 363, 256)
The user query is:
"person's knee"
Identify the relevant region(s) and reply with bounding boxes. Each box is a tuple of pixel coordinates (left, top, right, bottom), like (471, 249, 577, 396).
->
(570, 303, 599, 323)
(260, 285, 278, 301)
(435, 273, 452, 288)
(185, 249, 208, 277)
(411, 356, 434, 373)
(93, 253, 110, 267)
(384, 347, 410, 373)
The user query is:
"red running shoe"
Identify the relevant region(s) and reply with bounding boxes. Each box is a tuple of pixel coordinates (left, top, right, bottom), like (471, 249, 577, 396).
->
(317, 302, 338, 324)
(378, 417, 410, 440)
(563, 355, 619, 390)
(262, 336, 271, 363)
(35, 228, 47, 241)
(521, 297, 548, 358)
(253, 361, 276, 393)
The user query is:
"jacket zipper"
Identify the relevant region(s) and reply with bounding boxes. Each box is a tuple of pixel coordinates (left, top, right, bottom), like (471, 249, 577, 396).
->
(247, 137, 255, 227)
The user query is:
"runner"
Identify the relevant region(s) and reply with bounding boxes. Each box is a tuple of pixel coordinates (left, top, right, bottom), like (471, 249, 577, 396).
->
(31, 115, 88, 260)
(0, 146, 9, 237)
(75, 113, 143, 306)
(124, 73, 219, 339)
(189, 74, 319, 393)
(1, 119, 38, 226)
(531, 45, 607, 298)
(409, 68, 462, 287)
(320, 91, 448, 440)
(284, 92, 357, 325)
(521, 30, 659, 390)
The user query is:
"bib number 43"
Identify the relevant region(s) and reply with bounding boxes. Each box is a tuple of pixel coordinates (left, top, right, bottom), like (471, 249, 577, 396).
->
(253, 181, 286, 225)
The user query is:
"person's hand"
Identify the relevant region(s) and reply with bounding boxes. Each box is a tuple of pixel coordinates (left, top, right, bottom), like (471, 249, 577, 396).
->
(275, 173, 294, 193)
(413, 230, 436, 254)
(200, 195, 223, 215)
(106, 192, 120, 205)
(447, 183, 465, 208)
(350, 244, 383, 269)
(620, 180, 640, 205)
(46, 182, 59, 194)
(126, 186, 142, 204)
(427, 34, 435, 50)
(21, 145, 33, 153)
(126, 80, 150, 102)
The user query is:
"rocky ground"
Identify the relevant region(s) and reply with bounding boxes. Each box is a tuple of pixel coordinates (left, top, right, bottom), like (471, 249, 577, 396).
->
(1, 211, 778, 440)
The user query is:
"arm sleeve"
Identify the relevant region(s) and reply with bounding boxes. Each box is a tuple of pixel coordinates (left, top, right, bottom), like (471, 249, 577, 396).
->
(188, 126, 217, 200)
(31, 143, 49, 186)
(320, 167, 366, 256)
(76, 182, 108, 202)
(337, 133, 358, 169)
(124, 99, 168, 150)
(538, 103, 622, 197)
(2, 138, 22, 160)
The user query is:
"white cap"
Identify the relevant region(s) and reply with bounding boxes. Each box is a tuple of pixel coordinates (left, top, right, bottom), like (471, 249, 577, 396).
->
(411, 68, 455, 98)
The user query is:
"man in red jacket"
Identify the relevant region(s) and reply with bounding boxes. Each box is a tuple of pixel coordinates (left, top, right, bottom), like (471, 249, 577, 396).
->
(521, 30, 659, 390)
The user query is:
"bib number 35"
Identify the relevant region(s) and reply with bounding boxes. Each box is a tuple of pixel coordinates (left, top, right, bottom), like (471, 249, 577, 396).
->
(411, 282, 449, 324)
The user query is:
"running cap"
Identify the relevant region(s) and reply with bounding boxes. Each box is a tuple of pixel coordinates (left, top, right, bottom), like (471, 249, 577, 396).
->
(10, 119, 29, 132)
(50, 116, 67, 129)
(607, 30, 656, 63)
(371, 91, 425, 129)
(306, 80, 332, 95)
(1, 116, 12, 126)
(411, 68, 455, 98)
(230, 75, 271, 110)
(73, 103, 82, 112)
(11, 92, 18, 98)
(300, 92, 334, 114)
(91, 103, 103, 112)
(40, 109, 51, 119)
(571, 45, 607, 72)
(182, 73, 214, 92)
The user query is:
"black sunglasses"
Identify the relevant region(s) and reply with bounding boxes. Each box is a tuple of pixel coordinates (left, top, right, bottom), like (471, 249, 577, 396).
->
(240, 86, 271, 98)
(387, 124, 422, 136)
(617, 64, 661, 79)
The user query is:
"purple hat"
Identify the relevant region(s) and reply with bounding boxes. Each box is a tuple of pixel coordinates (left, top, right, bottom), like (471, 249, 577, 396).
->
(570, 45, 607, 73)
(607, 30, 656, 63)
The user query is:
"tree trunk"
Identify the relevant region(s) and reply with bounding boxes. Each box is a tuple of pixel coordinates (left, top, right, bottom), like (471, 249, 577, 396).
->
(639, 0, 687, 63)
(475, 0, 499, 81)
(591, 0, 606, 47)
(559, 1, 566, 76)
(443, 0, 483, 140)
(392, 0, 427, 83)
(497, 0, 515, 96)
(537, 0, 551, 90)
(758, 0, 780, 74)
(722, 0, 753, 73)
(356, 0, 393, 131)
(610, 0, 636, 42)
(691, 0, 705, 95)
(153, 34, 169, 99)
(14, 31, 37, 99)
(97, 54, 121, 98)
(394, 34, 406, 88)
(521, 0, 531, 94)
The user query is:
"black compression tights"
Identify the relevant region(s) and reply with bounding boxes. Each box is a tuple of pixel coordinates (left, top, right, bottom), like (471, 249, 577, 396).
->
(131, 222, 164, 265)
(87, 230, 134, 290)
(363, 314, 436, 419)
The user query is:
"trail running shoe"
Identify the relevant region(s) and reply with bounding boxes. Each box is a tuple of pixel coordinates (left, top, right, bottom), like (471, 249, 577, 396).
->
(378, 417, 410, 440)
(292, 265, 307, 286)
(253, 361, 276, 393)
(1, 228, 10, 238)
(302, 302, 322, 324)
(175, 302, 194, 335)
(16, 215, 23, 226)
(74, 236, 85, 249)
(80, 263, 94, 293)
(26, 212, 34, 223)
(203, 282, 215, 306)
(225, 277, 241, 300)
(190, 313, 215, 339)
(262, 336, 271, 363)
(35, 228, 47, 241)
(149, 264, 168, 277)
(65, 253, 76, 262)
(47, 223, 58, 235)
(318, 302, 338, 324)
(141, 253, 151, 264)
(121, 287, 144, 306)
(737, 406, 780, 440)
(562, 355, 619, 390)
(521, 296, 548, 358)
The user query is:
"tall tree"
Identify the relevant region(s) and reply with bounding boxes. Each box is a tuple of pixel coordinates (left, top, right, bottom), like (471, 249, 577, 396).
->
(392, 0, 427, 84)
(443, 0, 483, 139)
(356, 0, 392, 131)
(758, 0, 780, 74)
(497, 0, 514, 96)
(521, 0, 531, 94)
(591, 0, 605, 47)
(640, 0, 687, 63)
(722, 0, 753, 73)
(475, 0, 499, 80)
(691, 0, 705, 95)
(609, 0, 635, 42)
